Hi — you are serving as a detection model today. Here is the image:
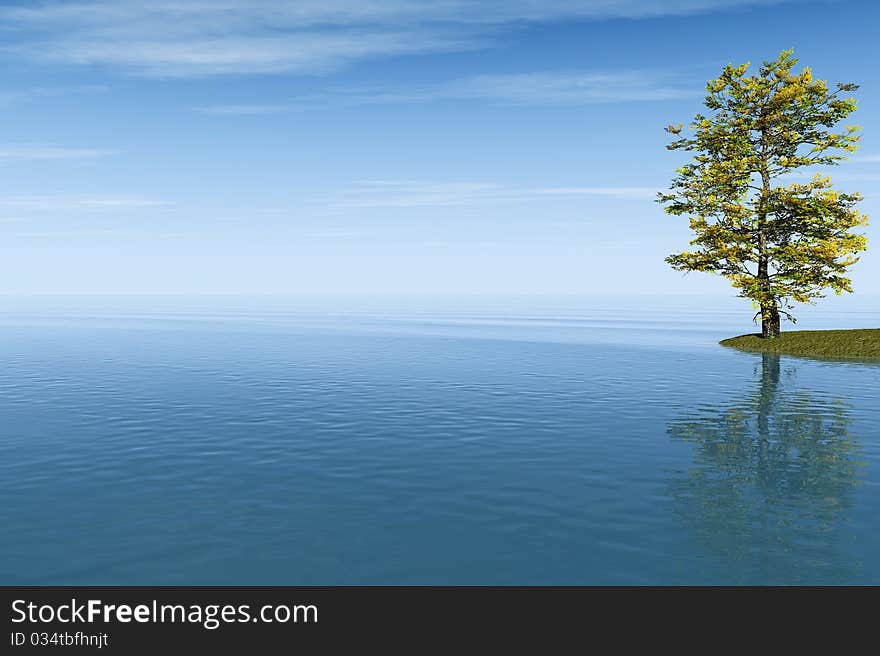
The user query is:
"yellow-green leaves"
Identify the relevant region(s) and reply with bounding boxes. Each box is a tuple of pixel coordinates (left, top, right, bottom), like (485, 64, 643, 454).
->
(659, 50, 868, 325)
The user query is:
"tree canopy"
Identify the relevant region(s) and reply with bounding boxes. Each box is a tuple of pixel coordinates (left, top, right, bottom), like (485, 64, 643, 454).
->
(659, 50, 868, 337)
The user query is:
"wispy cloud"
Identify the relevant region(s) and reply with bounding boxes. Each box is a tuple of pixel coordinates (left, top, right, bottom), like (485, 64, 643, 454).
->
(0, 84, 108, 108)
(336, 180, 657, 208)
(833, 173, 880, 183)
(7, 228, 193, 239)
(202, 69, 698, 113)
(0, 195, 169, 211)
(437, 70, 696, 104)
(0, 0, 797, 77)
(8, 229, 133, 238)
(305, 230, 365, 239)
(781, 168, 880, 184)
(194, 104, 292, 116)
(853, 154, 880, 164)
(0, 145, 119, 160)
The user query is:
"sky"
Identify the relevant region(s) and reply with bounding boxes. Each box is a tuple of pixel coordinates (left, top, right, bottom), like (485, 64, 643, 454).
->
(0, 0, 878, 298)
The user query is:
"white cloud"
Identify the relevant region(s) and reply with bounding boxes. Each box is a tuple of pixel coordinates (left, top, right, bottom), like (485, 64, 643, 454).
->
(19, 31, 482, 78)
(305, 230, 365, 239)
(282, 70, 698, 109)
(194, 104, 292, 116)
(833, 173, 880, 183)
(8, 228, 193, 239)
(853, 154, 880, 164)
(441, 71, 696, 104)
(336, 180, 657, 208)
(527, 186, 661, 198)
(0, 0, 797, 77)
(0, 195, 170, 211)
(0, 145, 119, 160)
(9, 229, 134, 238)
(198, 69, 699, 114)
(0, 84, 108, 108)
(780, 169, 880, 184)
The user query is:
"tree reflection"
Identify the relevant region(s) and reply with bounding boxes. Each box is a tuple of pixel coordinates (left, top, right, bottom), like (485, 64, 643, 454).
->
(667, 354, 863, 583)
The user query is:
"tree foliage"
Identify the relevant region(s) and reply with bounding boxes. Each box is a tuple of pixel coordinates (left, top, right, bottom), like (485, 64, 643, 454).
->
(659, 50, 868, 337)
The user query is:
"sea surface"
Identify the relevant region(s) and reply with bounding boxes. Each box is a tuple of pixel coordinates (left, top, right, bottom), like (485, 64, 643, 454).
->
(1, 295, 878, 585)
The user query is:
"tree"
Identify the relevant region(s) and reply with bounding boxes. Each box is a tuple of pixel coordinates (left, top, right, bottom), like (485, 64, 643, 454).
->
(658, 50, 868, 338)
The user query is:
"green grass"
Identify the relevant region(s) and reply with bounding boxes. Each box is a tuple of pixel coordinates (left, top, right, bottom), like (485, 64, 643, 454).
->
(720, 329, 880, 360)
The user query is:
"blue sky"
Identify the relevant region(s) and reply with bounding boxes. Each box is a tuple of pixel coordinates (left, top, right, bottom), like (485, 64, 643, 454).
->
(0, 0, 878, 297)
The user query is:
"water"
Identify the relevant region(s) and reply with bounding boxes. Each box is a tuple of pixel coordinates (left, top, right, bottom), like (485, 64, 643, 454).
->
(1, 296, 878, 585)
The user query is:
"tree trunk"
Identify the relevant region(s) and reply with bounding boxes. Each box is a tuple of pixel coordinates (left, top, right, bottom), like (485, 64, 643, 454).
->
(756, 144, 778, 339)
(756, 251, 780, 338)
(761, 301, 780, 338)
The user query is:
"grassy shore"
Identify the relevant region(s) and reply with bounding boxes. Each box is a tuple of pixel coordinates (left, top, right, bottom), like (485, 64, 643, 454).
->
(721, 329, 880, 360)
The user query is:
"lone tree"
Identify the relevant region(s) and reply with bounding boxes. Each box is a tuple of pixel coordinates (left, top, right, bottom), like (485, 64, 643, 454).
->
(659, 50, 868, 338)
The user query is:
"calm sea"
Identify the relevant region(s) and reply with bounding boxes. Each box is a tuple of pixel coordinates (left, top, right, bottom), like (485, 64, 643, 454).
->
(1, 296, 878, 584)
